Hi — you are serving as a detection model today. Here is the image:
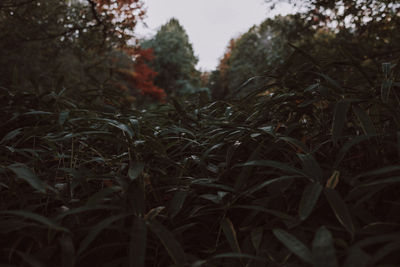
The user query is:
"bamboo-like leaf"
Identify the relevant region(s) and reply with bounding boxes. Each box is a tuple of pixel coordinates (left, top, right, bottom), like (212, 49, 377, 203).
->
(129, 216, 147, 267)
(312, 226, 338, 267)
(235, 160, 306, 176)
(168, 190, 188, 218)
(147, 219, 186, 265)
(297, 153, 323, 182)
(332, 100, 351, 144)
(8, 163, 46, 193)
(1, 210, 69, 232)
(273, 229, 312, 263)
(324, 188, 354, 235)
(221, 217, 241, 253)
(77, 214, 127, 255)
(352, 104, 376, 135)
(1, 128, 22, 144)
(299, 183, 323, 221)
(251, 227, 263, 251)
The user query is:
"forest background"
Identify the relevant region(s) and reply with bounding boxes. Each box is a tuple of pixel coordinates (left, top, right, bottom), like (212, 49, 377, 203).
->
(1, 0, 400, 266)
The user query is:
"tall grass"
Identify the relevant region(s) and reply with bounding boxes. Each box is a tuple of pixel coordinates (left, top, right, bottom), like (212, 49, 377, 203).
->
(1, 50, 400, 266)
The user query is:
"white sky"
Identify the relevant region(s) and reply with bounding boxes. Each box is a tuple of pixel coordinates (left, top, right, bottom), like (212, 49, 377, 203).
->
(136, 0, 294, 71)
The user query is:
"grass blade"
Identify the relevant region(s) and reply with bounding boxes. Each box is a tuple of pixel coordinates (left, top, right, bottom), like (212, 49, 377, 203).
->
(332, 100, 351, 145)
(147, 219, 186, 265)
(129, 216, 147, 267)
(8, 163, 46, 193)
(273, 229, 312, 264)
(324, 188, 354, 236)
(221, 217, 241, 253)
(299, 183, 323, 221)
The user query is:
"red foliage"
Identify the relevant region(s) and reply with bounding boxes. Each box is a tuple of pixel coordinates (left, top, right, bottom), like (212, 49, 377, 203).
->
(133, 48, 166, 101)
(116, 48, 165, 101)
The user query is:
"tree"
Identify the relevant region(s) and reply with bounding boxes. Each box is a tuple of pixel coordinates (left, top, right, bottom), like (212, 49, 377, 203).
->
(141, 18, 201, 95)
(0, 0, 148, 107)
(210, 15, 311, 98)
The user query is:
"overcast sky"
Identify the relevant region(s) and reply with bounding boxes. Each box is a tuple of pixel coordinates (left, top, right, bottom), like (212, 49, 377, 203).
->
(136, 0, 293, 71)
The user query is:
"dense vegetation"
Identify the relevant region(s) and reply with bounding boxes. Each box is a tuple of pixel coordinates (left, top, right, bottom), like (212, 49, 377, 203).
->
(1, 0, 400, 266)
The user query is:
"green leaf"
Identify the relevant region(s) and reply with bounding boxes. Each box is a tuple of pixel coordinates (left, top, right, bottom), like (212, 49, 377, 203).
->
(312, 226, 338, 267)
(168, 190, 188, 218)
(235, 160, 306, 176)
(15, 251, 46, 267)
(343, 245, 370, 267)
(297, 153, 323, 182)
(356, 165, 400, 179)
(1, 210, 69, 232)
(279, 136, 309, 153)
(128, 162, 144, 181)
(8, 163, 46, 193)
(332, 100, 351, 144)
(324, 188, 354, 236)
(1, 128, 22, 144)
(299, 183, 323, 221)
(352, 104, 376, 135)
(273, 229, 312, 263)
(357, 176, 400, 187)
(251, 227, 263, 251)
(333, 135, 372, 169)
(221, 217, 241, 253)
(147, 219, 186, 265)
(129, 216, 147, 267)
(77, 214, 127, 255)
(245, 175, 303, 195)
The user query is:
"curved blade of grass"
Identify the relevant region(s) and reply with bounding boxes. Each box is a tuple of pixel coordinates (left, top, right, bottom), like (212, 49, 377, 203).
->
(357, 176, 400, 187)
(8, 163, 46, 193)
(1, 210, 69, 232)
(372, 241, 400, 264)
(1, 128, 22, 144)
(129, 216, 147, 267)
(56, 205, 121, 221)
(324, 188, 354, 236)
(168, 190, 188, 218)
(245, 175, 303, 196)
(273, 229, 312, 264)
(233, 205, 296, 221)
(352, 104, 376, 135)
(222, 217, 241, 253)
(77, 214, 127, 255)
(297, 153, 323, 182)
(312, 226, 338, 267)
(356, 166, 400, 179)
(332, 100, 351, 145)
(299, 183, 323, 221)
(279, 136, 309, 153)
(333, 135, 372, 169)
(235, 160, 306, 176)
(147, 219, 186, 265)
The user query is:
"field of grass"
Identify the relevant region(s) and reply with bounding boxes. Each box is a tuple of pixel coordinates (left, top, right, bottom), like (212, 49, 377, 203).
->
(1, 52, 400, 266)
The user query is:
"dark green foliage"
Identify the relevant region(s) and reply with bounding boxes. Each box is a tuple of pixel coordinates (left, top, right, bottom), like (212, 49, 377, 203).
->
(141, 18, 204, 95)
(1, 0, 400, 266)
